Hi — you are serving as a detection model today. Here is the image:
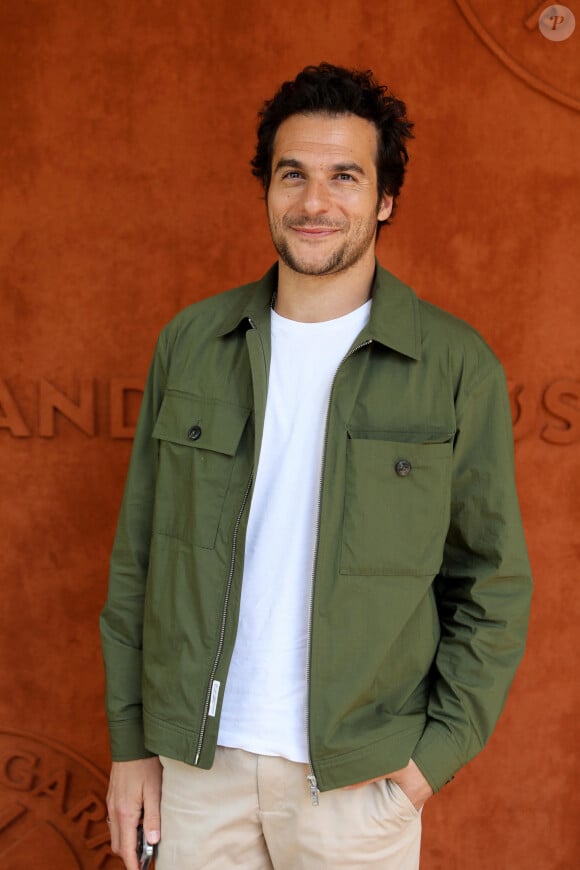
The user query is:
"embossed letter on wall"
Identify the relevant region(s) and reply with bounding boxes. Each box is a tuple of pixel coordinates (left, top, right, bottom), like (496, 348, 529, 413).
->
(0, 731, 119, 868)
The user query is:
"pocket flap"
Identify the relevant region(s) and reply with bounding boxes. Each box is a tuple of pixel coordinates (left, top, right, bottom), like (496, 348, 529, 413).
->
(341, 431, 454, 576)
(346, 428, 454, 445)
(153, 391, 251, 456)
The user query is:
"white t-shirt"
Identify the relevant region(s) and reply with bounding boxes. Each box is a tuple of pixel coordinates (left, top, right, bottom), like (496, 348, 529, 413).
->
(217, 299, 371, 762)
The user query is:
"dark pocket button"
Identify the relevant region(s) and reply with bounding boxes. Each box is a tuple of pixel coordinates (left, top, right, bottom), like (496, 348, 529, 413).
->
(394, 458, 412, 477)
(187, 425, 202, 441)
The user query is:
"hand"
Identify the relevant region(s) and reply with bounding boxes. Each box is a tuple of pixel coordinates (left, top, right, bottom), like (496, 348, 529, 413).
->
(344, 758, 433, 811)
(388, 758, 433, 811)
(107, 757, 162, 870)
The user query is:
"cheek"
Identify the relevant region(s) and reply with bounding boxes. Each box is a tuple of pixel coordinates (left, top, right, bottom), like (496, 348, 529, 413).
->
(268, 190, 293, 214)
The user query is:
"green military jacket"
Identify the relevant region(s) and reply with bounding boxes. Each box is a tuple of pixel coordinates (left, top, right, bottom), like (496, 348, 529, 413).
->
(100, 263, 532, 794)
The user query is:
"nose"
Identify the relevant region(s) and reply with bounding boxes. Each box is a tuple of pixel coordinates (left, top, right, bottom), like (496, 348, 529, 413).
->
(300, 178, 330, 215)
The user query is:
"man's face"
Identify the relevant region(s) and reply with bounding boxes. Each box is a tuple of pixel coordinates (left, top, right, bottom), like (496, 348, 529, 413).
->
(266, 112, 393, 277)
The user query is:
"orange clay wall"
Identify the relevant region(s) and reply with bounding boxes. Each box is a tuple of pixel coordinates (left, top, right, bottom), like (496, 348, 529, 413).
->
(1, 2, 578, 867)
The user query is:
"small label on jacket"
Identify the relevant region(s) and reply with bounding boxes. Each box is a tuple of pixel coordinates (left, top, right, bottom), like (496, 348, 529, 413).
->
(208, 680, 220, 717)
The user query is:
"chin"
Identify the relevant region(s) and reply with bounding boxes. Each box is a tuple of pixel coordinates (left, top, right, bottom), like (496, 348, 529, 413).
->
(288, 260, 340, 277)
(280, 245, 349, 277)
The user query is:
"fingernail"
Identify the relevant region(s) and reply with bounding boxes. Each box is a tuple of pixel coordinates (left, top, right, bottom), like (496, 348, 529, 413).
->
(148, 830, 161, 843)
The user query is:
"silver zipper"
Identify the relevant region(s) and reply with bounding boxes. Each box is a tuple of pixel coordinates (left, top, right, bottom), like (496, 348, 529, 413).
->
(307, 773, 320, 806)
(194, 471, 254, 765)
(304, 338, 372, 805)
(194, 316, 259, 766)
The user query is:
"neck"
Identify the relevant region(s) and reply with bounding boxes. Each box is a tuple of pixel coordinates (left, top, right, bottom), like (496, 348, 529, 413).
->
(274, 249, 376, 323)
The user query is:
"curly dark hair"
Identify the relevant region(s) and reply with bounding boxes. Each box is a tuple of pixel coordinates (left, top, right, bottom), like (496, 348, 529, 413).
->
(251, 62, 414, 225)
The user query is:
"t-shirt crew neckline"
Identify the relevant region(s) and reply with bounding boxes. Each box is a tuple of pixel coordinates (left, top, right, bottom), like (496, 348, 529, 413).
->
(271, 298, 372, 333)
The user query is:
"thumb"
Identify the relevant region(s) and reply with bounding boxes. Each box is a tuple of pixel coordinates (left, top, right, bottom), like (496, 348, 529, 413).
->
(143, 803, 161, 845)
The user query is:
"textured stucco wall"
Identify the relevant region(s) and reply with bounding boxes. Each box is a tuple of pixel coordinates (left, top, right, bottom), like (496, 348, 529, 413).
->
(1, 1, 578, 867)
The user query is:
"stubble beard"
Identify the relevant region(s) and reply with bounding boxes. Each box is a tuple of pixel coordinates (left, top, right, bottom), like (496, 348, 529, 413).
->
(269, 215, 378, 277)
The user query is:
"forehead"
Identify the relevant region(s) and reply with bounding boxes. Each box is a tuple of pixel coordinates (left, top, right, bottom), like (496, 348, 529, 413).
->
(272, 112, 379, 170)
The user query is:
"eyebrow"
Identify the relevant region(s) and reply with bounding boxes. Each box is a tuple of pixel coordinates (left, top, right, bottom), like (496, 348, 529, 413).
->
(274, 158, 367, 176)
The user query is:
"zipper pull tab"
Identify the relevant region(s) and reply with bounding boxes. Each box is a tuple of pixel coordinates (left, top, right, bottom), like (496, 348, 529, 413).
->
(307, 773, 319, 807)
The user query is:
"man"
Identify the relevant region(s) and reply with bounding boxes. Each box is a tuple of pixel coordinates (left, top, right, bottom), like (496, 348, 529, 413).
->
(101, 63, 532, 869)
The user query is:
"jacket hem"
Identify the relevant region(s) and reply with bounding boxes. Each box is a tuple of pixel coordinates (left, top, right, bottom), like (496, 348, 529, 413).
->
(143, 709, 200, 766)
(312, 723, 426, 792)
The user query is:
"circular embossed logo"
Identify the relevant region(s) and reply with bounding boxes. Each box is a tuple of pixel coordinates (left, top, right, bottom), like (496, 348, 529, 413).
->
(538, 4, 576, 40)
(455, 0, 580, 111)
(0, 731, 121, 869)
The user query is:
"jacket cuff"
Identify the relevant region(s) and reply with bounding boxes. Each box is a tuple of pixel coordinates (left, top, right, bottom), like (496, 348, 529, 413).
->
(411, 722, 465, 793)
(108, 718, 156, 762)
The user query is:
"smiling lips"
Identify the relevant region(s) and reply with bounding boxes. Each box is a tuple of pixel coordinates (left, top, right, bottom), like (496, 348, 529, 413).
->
(288, 223, 344, 239)
(293, 227, 337, 238)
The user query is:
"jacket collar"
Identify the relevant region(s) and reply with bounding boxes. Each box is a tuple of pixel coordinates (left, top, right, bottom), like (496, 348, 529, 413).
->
(365, 263, 421, 360)
(215, 265, 278, 337)
(215, 261, 422, 361)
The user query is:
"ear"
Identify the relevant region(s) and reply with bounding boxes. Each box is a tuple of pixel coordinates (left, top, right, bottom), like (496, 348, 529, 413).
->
(378, 195, 393, 222)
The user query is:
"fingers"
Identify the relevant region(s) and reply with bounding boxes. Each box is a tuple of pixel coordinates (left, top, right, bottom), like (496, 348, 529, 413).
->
(143, 770, 162, 847)
(106, 758, 162, 870)
(107, 799, 140, 869)
(117, 816, 141, 870)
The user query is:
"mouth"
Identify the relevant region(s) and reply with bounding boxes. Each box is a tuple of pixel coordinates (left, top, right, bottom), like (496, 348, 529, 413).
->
(290, 226, 340, 239)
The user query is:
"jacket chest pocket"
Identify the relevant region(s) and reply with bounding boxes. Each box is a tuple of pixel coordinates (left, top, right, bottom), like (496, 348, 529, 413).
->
(340, 433, 453, 576)
(152, 391, 251, 549)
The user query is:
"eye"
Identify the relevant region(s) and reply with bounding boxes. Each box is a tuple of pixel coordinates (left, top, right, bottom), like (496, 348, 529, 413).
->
(282, 170, 303, 180)
(335, 173, 355, 182)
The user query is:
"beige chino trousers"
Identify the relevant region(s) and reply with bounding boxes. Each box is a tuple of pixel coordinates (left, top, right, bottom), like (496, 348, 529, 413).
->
(156, 748, 422, 869)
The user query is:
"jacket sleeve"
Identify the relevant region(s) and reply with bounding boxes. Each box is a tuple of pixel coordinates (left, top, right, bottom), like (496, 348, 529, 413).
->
(412, 360, 533, 793)
(99, 332, 168, 761)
